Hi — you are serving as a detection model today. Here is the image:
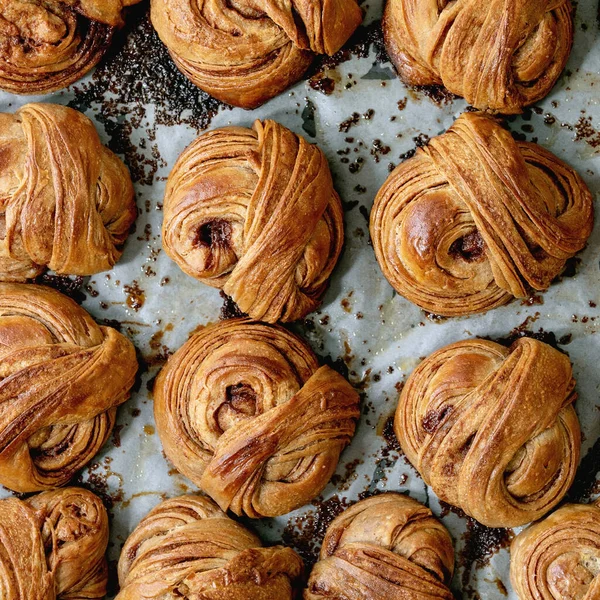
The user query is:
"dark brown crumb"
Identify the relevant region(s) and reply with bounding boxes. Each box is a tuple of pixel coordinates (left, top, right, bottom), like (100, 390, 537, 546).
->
(414, 85, 457, 106)
(339, 112, 361, 133)
(491, 321, 567, 351)
(111, 424, 124, 448)
(124, 281, 145, 311)
(381, 415, 401, 454)
(34, 274, 86, 304)
(371, 139, 391, 163)
(308, 74, 336, 95)
(282, 495, 349, 567)
(574, 115, 600, 149)
(567, 435, 600, 502)
(308, 20, 388, 75)
(68, 4, 229, 184)
(521, 293, 544, 306)
(219, 291, 247, 320)
(459, 513, 513, 590)
(330, 458, 363, 490)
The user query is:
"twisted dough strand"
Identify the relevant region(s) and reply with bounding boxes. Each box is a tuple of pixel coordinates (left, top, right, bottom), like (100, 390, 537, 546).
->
(370, 112, 593, 316)
(0, 283, 138, 492)
(151, 0, 363, 108)
(0, 103, 136, 281)
(117, 494, 304, 599)
(395, 337, 580, 527)
(305, 493, 455, 600)
(163, 120, 344, 323)
(511, 500, 600, 600)
(154, 319, 359, 518)
(383, 0, 573, 113)
(0, 1, 142, 94)
(0, 487, 109, 600)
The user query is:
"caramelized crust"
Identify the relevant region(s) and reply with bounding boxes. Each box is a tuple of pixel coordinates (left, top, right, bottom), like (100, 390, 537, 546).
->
(154, 319, 360, 518)
(370, 112, 593, 317)
(162, 120, 344, 323)
(0, 0, 142, 94)
(395, 337, 580, 527)
(117, 494, 304, 599)
(150, 0, 363, 108)
(0, 487, 109, 599)
(0, 283, 138, 492)
(305, 493, 455, 599)
(0, 103, 137, 281)
(383, 0, 573, 113)
(511, 500, 600, 600)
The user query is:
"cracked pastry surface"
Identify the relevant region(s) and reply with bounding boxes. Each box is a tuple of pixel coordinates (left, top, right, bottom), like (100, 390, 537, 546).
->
(511, 500, 600, 600)
(383, 0, 573, 114)
(0, 283, 138, 492)
(162, 119, 344, 323)
(150, 0, 363, 108)
(0, 0, 142, 94)
(305, 492, 455, 600)
(154, 318, 360, 518)
(0, 487, 109, 600)
(394, 337, 580, 528)
(117, 494, 304, 599)
(0, 103, 137, 282)
(370, 112, 593, 317)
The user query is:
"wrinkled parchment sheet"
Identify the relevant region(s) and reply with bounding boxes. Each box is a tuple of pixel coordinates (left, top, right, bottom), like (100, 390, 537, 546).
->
(0, 1, 598, 598)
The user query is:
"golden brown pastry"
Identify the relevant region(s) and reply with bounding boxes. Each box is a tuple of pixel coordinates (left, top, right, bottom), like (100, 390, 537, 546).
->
(383, 0, 573, 114)
(370, 112, 593, 317)
(0, 0, 142, 94)
(395, 337, 581, 528)
(162, 119, 344, 323)
(0, 103, 136, 282)
(305, 493, 455, 600)
(510, 500, 600, 599)
(154, 318, 360, 518)
(117, 494, 304, 599)
(0, 487, 109, 600)
(0, 282, 138, 492)
(150, 0, 363, 109)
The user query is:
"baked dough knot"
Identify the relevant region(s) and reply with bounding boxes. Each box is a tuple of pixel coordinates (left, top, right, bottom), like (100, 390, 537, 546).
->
(162, 120, 344, 323)
(305, 493, 455, 600)
(395, 337, 581, 527)
(0, 283, 138, 492)
(154, 319, 360, 518)
(117, 494, 304, 600)
(0, 487, 109, 600)
(0, 0, 142, 94)
(511, 500, 600, 600)
(0, 103, 136, 282)
(383, 0, 573, 113)
(370, 112, 593, 317)
(151, 0, 363, 108)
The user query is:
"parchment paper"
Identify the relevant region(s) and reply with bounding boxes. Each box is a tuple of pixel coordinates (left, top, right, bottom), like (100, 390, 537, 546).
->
(0, 1, 598, 597)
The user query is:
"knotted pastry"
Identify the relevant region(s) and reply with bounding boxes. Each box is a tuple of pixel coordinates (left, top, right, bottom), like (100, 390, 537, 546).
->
(510, 500, 600, 599)
(305, 493, 455, 600)
(370, 112, 593, 317)
(383, 0, 573, 113)
(0, 282, 138, 492)
(0, 487, 109, 599)
(162, 120, 344, 323)
(0, 103, 136, 282)
(395, 337, 581, 528)
(117, 494, 304, 599)
(154, 318, 360, 518)
(150, 0, 363, 109)
(0, 0, 142, 94)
